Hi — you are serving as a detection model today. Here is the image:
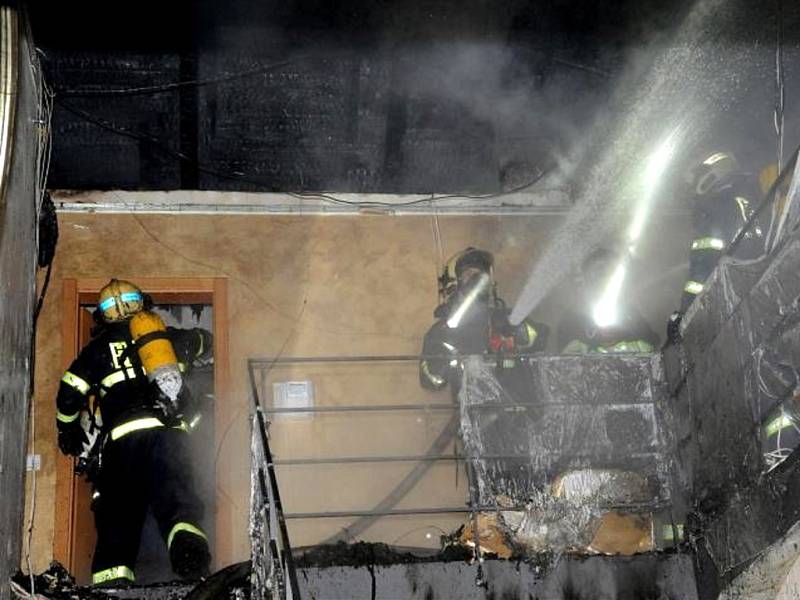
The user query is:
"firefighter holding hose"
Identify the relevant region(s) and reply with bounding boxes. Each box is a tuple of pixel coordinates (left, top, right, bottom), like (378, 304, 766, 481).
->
(419, 247, 547, 394)
(55, 279, 213, 587)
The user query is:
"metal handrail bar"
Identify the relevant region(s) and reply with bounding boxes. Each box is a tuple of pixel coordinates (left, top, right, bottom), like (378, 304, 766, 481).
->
(248, 352, 557, 366)
(274, 451, 662, 466)
(262, 399, 654, 414)
(285, 500, 669, 520)
(264, 403, 455, 414)
(275, 454, 463, 465)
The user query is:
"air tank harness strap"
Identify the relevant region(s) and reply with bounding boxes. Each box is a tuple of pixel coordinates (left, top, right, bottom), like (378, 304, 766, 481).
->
(127, 317, 187, 373)
(132, 329, 171, 348)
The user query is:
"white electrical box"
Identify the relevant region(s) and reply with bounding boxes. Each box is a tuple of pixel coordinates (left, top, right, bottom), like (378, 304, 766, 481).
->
(26, 454, 41, 471)
(272, 380, 314, 420)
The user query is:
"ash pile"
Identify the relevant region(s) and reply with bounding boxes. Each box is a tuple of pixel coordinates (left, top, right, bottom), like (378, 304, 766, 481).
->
(10, 562, 250, 600)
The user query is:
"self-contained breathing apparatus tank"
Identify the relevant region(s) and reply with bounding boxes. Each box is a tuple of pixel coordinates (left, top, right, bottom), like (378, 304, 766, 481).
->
(129, 310, 184, 415)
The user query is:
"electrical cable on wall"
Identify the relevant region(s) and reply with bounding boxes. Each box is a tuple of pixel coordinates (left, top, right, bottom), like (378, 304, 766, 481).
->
(429, 205, 445, 304)
(24, 7, 54, 593)
(56, 59, 295, 97)
(774, 0, 785, 172)
(52, 50, 608, 98)
(112, 190, 421, 346)
(32, 41, 55, 324)
(34, 192, 57, 322)
(762, 0, 788, 255)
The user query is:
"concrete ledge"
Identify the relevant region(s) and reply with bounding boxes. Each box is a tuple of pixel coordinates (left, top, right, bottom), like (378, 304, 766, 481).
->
(298, 554, 698, 600)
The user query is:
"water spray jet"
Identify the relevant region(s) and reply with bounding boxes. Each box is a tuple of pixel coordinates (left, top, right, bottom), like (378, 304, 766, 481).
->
(508, 0, 732, 327)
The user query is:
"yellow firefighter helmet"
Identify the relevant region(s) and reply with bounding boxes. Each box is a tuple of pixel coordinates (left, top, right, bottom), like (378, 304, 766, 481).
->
(438, 247, 494, 302)
(97, 279, 145, 322)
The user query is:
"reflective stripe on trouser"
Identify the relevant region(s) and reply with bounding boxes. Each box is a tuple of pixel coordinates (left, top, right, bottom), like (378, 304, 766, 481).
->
(691, 237, 725, 251)
(765, 414, 795, 438)
(92, 565, 135, 585)
(91, 421, 207, 579)
(562, 340, 591, 354)
(684, 280, 704, 295)
(167, 521, 208, 550)
(56, 409, 80, 423)
(596, 340, 654, 354)
(110, 417, 165, 441)
(420, 360, 445, 386)
(563, 339, 652, 354)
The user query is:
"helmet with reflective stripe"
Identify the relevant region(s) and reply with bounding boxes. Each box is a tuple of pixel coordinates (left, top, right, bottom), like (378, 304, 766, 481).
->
(454, 248, 493, 280)
(98, 279, 145, 322)
(689, 151, 739, 196)
(438, 248, 494, 303)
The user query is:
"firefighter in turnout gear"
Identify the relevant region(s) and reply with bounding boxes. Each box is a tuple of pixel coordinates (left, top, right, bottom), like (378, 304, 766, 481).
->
(666, 151, 762, 343)
(558, 248, 659, 354)
(680, 151, 757, 311)
(55, 279, 213, 587)
(419, 248, 547, 394)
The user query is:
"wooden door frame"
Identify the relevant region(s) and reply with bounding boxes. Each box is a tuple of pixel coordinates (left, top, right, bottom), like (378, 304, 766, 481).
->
(53, 277, 230, 573)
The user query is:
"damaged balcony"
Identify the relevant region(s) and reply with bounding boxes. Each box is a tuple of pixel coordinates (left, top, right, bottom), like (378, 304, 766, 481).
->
(247, 352, 689, 599)
(240, 163, 800, 599)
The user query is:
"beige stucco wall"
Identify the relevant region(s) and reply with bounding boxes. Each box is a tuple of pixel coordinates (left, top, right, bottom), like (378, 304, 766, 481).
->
(24, 199, 690, 573)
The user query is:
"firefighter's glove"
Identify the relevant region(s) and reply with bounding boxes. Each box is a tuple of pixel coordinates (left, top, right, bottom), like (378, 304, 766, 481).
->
(58, 424, 89, 457)
(491, 310, 514, 338)
(667, 311, 683, 345)
(514, 322, 536, 347)
(75, 454, 101, 482)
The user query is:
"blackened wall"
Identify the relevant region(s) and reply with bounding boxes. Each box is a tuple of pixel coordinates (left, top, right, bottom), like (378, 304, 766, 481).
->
(33, 0, 697, 194)
(0, 10, 41, 600)
(665, 176, 800, 595)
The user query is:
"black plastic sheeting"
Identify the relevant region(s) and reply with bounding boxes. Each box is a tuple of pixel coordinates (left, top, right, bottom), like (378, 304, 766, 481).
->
(667, 161, 800, 587)
(0, 14, 41, 600)
(457, 355, 672, 554)
(459, 355, 669, 496)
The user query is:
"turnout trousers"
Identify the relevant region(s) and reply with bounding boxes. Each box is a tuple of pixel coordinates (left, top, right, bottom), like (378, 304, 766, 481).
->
(91, 422, 208, 585)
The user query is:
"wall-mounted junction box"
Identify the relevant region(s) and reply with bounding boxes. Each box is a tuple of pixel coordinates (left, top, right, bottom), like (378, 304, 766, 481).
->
(272, 380, 315, 420)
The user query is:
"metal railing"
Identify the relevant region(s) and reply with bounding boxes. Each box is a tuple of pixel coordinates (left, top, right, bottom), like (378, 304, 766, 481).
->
(249, 374, 301, 599)
(247, 352, 671, 595)
(248, 355, 471, 528)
